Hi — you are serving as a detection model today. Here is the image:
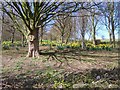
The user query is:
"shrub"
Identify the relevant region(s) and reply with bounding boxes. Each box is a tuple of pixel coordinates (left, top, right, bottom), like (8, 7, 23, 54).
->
(56, 45, 65, 50)
(13, 41, 22, 47)
(2, 45, 10, 50)
(2, 41, 11, 50)
(67, 42, 81, 49)
(2, 41, 22, 50)
(41, 40, 58, 46)
(86, 43, 113, 51)
(53, 80, 71, 88)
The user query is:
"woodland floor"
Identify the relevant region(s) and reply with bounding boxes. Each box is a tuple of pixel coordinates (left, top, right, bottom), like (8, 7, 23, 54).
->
(1, 46, 120, 89)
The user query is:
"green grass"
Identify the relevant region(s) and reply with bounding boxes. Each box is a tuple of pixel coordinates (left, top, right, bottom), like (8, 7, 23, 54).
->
(2, 46, 119, 88)
(14, 61, 24, 71)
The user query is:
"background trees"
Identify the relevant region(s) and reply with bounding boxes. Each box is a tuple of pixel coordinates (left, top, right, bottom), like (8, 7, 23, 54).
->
(76, 9, 88, 49)
(50, 13, 73, 44)
(98, 2, 118, 47)
(1, 1, 118, 57)
(2, 1, 82, 57)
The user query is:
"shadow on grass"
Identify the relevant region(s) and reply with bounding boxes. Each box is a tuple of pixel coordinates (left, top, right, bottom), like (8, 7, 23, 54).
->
(39, 49, 81, 67)
(81, 54, 118, 58)
(40, 49, 118, 59)
(2, 48, 119, 89)
(2, 67, 120, 89)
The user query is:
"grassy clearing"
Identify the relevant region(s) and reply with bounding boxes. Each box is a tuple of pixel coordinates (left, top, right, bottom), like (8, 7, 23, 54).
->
(2, 46, 119, 89)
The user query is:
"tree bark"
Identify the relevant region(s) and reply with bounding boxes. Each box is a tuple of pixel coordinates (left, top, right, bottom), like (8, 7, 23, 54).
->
(108, 17, 112, 44)
(11, 29, 15, 43)
(61, 32, 64, 44)
(109, 33, 112, 44)
(81, 33, 86, 49)
(22, 34, 25, 47)
(27, 28, 40, 58)
(92, 27, 96, 45)
(81, 16, 86, 50)
(65, 34, 70, 44)
(65, 27, 72, 44)
(92, 14, 96, 45)
(40, 25, 44, 44)
(111, 19, 115, 48)
(111, 2, 115, 48)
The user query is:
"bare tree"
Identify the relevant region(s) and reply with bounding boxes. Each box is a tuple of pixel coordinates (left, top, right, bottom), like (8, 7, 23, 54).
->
(51, 13, 73, 44)
(98, 2, 118, 47)
(1, 1, 102, 57)
(77, 9, 88, 49)
(2, 1, 82, 57)
(91, 9, 100, 45)
(65, 14, 73, 44)
(54, 14, 69, 44)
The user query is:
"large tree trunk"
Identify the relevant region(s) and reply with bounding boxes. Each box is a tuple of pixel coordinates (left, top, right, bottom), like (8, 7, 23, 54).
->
(81, 33, 86, 49)
(81, 16, 86, 50)
(92, 28, 96, 45)
(61, 33, 64, 45)
(11, 29, 15, 43)
(111, 20, 115, 48)
(65, 34, 70, 44)
(92, 14, 96, 45)
(22, 34, 25, 47)
(40, 25, 44, 44)
(111, 2, 115, 48)
(109, 33, 112, 44)
(65, 28, 72, 44)
(108, 17, 112, 44)
(27, 28, 40, 58)
(49, 34, 52, 49)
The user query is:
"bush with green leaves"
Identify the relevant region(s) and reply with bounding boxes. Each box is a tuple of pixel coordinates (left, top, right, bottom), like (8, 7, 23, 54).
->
(56, 45, 65, 50)
(67, 42, 81, 49)
(40, 40, 113, 51)
(53, 80, 71, 88)
(2, 41, 11, 50)
(86, 43, 113, 51)
(41, 40, 58, 46)
(2, 41, 22, 50)
(13, 41, 22, 47)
